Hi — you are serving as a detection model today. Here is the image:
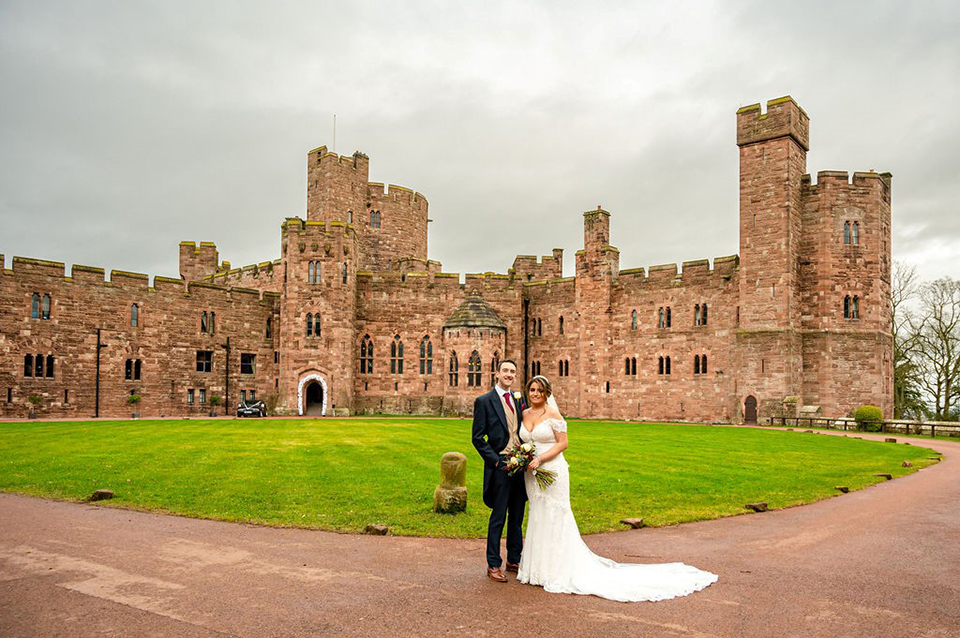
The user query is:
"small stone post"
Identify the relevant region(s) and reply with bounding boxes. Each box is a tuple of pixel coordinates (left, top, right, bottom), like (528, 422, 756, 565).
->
(434, 452, 467, 513)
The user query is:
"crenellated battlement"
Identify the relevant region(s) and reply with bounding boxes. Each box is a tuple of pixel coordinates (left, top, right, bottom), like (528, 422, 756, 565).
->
(282, 216, 358, 240)
(737, 95, 810, 151)
(366, 182, 429, 208)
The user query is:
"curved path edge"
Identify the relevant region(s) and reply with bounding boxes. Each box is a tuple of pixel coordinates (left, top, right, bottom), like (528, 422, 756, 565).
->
(2, 428, 959, 637)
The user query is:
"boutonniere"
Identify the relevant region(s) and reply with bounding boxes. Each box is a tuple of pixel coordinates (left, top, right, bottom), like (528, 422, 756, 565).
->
(512, 391, 522, 401)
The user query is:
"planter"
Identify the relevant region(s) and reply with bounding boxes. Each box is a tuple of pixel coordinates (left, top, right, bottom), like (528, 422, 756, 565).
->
(131, 412, 140, 419)
(28, 412, 37, 419)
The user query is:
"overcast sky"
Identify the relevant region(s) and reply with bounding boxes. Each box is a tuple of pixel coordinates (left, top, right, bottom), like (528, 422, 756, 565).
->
(2, 1, 958, 286)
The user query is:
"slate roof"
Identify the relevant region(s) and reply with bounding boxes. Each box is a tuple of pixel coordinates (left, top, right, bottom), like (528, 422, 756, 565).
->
(443, 292, 507, 330)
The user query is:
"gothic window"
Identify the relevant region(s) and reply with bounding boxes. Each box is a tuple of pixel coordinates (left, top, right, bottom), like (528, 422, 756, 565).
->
(844, 221, 851, 244)
(852, 222, 860, 245)
(694, 355, 700, 375)
(632, 309, 638, 330)
(658, 307, 664, 329)
(31, 293, 39, 319)
(702, 354, 708, 374)
(844, 295, 851, 319)
(24, 354, 33, 377)
(564, 360, 569, 376)
(666, 307, 672, 328)
(360, 335, 373, 374)
(35, 354, 43, 377)
(135, 359, 141, 380)
(533, 360, 541, 376)
(631, 357, 637, 376)
(342, 263, 348, 284)
(531, 321, 536, 337)
(564, 360, 569, 377)
(241, 353, 255, 374)
(201, 311, 208, 333)
(266, 316, 272, 339)
(131, 304, 139, 328)
(559, 316, 564, 335)
(348, 210, 353, 224)
(370, 210, 381, 229)
(852, 295, 860, 319)
(41, 294, 51, 320)
(695, 304, 701, 326)
(196, 350, 212, 373)
(308, 261, 315, 283)
(391, 336, 404, 374)
(306, 313, 313, 337)
(125, 359, 133, 380)
(702, 304, 708, 326)
(665, 356, 671, 375)
(448, 351, 458, 386)
(125, 359, 141, 380)
(467, 350, 481, 387)
(489, 351, 500, 378)
(314, 314, 321, 338)
(420, 336, 433, 375)
(209, 312, 215, 334)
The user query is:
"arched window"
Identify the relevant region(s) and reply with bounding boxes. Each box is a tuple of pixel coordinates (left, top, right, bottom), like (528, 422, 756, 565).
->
(348, 211, 353, 224)
(126, 359, 133, 380)
(489, 351, 500, 379)
(314, 314, 321, 337)
(201, 311, 208, 333)
(702, 354, 708, 374)
(448, 351, 459, 386)
(537, 318, 542, 336)
(531, 321, 536, 336)
(852, 296, 860, 319)
(564, 360, 569, 377)
(391, 336, 404, 374)
(631, 357, 637, 376)
(852, 222, 860, 245)
(24, 354, 33, 377)
(45, 355, 54, 378)
(342, 263, 348, 284)
(631, 309, 638, 330)
(31, 293, 39, 319)
(565, 360, 569, 377)
(41, 294, 51, 320)
(666, 307, 671, 328)
(665, 356, 671, 375)
(420, 336, 433, 375)
(658, 307, 664, 329)
(306, 313, 313, 337)
(844, 221, 851, 244)
(266, 316, 272, 339)
(370, 210, 381, 229)
(694, 354, 701, 374)
(209, 311, 215, 334)
(35, 354, 43, 377)
(843, 295, 851, 319)
(308, 262, 315, 283)
(468, 351, 482, 387)
(360, 335, 373, 374)
(131, 304, 139, 328)
(695, 304, 701, 326)
(702, 303, 708, 326)
(658, 356, 664, 375)
(625, 358, 631, 375)
(559, 316, 564, 335)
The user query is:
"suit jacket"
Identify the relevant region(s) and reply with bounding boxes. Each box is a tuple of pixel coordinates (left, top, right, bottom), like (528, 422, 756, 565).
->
(472, 387, 527, 508)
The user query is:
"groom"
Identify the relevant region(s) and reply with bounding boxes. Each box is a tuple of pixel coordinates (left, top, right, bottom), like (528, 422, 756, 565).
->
(471, 359, 528, 582)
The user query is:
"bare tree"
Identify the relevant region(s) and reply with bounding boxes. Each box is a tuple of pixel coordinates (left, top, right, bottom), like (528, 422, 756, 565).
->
(891, 262, 923, 418)
(913, 277, 960, 421)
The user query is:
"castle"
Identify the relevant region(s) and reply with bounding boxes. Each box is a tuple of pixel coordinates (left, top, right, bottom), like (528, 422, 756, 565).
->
(0, 96, 893, 423)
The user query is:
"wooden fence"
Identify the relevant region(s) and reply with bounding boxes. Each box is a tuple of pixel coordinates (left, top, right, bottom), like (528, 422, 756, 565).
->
(770, 416, 960, 438)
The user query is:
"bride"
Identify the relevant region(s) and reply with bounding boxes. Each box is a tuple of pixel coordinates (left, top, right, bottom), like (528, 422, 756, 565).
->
(517, 375, 718, 602)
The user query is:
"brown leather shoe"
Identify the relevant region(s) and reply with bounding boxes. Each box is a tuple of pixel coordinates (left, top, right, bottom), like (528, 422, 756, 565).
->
(487, 567, 507, 582)
(505, 562, 519, 573)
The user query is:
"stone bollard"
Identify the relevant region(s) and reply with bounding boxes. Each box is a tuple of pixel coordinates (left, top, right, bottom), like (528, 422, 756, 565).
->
(434, 452, 467, 513)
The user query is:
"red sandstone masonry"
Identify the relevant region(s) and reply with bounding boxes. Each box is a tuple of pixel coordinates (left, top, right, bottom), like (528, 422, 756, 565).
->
(0, 96, 893, 423)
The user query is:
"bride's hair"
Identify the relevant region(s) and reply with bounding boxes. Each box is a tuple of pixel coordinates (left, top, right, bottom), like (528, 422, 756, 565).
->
(526, 375, 552, 398)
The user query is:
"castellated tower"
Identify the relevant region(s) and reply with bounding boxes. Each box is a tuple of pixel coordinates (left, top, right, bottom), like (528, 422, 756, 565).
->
(306, 147, 429, 272)
(275, 217, 359, 416)
(736, 97, 892, 420)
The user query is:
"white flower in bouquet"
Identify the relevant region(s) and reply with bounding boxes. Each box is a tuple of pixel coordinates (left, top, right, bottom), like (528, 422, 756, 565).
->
(521, 443, 534, 453)
(507, 457, 520, 466)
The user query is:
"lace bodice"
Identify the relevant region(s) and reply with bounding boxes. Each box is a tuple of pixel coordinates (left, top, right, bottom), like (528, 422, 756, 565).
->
(519, 418, 566, 458)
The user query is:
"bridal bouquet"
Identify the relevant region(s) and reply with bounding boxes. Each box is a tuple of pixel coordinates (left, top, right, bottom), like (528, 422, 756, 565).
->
(502, 443, 557, 489)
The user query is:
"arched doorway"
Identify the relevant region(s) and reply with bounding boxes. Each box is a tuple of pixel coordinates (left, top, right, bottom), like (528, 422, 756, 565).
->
(744, 395, 758, 424)
(297, 374, 328, 416)
(305, 382, 324, 416)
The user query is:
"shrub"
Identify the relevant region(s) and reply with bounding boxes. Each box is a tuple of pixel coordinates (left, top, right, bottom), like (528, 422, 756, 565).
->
(127, 394, 141, 405)
(27, 394, 43, 406)
(209, 395, 222, 407)
(854, 405, 883, 432)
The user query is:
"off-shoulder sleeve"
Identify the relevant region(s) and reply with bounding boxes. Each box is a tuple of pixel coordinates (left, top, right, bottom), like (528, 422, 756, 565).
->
(551, 419, 567, 433)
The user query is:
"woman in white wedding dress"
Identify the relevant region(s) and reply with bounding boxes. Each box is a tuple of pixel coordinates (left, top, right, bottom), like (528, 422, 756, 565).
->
(517, 375, 718, 602)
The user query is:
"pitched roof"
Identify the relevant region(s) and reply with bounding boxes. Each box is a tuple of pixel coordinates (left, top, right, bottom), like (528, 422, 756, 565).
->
(443, 292, 507, 330)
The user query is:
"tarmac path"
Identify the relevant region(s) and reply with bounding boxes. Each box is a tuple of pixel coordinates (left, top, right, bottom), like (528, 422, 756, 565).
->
(1, 429, 958, 637)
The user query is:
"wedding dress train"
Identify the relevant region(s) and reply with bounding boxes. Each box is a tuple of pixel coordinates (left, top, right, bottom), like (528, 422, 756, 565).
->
(517, 418, 718, 602)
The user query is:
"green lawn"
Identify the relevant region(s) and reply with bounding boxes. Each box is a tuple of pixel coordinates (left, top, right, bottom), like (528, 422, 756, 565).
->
(0, 418, 940, 538)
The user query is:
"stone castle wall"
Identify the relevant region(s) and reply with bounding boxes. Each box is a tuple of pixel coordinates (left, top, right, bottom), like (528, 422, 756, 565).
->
(0, 96, 895, 422)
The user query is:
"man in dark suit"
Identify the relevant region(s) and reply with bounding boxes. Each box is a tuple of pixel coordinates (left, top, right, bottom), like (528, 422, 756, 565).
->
(471, 359, 527, 582)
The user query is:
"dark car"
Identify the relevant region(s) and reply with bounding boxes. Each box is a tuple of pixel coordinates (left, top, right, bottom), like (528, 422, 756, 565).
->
(237, 400, 267, 418)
